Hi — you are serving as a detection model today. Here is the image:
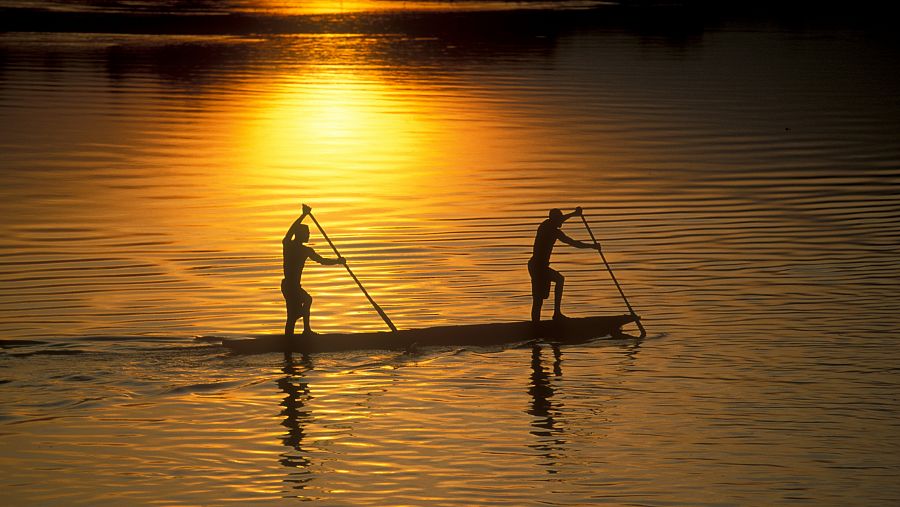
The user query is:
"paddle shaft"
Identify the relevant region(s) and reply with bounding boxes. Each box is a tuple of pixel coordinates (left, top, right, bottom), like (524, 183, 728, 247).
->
(580, 214, 645, 337)
(307, 211, 397, 332)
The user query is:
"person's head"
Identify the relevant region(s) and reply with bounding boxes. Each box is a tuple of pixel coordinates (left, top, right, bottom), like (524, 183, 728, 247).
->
(548, 208, 564, 227)
(295, 224, 310, 243)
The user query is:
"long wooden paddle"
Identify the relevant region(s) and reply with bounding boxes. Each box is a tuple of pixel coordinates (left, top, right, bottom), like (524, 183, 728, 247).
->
(580, 214, 645, 338)
(307, 210, 397, 332)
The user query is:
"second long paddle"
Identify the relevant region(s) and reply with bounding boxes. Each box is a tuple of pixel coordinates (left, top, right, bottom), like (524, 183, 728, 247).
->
(580, 214, 645, 338)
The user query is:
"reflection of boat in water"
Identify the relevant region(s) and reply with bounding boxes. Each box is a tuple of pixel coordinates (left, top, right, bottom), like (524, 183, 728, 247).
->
(222, 314, 639, 354)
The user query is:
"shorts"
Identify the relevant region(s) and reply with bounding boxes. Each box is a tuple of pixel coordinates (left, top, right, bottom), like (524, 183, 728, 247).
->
(281, 279, 310, 316)
(528, 258, 557, 300)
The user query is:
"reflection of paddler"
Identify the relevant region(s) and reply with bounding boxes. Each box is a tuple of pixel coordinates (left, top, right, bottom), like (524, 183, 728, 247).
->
(527, 343, 565, 475)
(528, 207, 601, 322)
(282, 204, 345, 337)
(278, 352, 313, 473)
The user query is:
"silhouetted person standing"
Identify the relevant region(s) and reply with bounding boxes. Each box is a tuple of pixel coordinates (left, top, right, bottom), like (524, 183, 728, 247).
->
(282, 204, 345, 337)
(529, 207, 600, 322)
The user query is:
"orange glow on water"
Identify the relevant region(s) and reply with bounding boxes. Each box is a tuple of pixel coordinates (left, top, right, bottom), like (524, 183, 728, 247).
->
(237, 67, 434, 209)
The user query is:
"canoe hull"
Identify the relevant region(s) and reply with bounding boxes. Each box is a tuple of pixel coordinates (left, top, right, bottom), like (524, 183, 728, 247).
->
(221, 315, 639, 354)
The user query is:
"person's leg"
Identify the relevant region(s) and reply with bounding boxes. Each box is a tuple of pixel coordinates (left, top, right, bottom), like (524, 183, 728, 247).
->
(551, 269, 565, 319)
(531, 296, 543, 323)
(284, 311, 299, 337)
(282, 279, 300, 337)
(528, 259, 548, 323)
(300, 289, 313, 334)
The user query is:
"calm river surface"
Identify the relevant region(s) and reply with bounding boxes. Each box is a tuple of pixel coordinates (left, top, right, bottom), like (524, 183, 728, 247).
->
(1, 4, 899, 505)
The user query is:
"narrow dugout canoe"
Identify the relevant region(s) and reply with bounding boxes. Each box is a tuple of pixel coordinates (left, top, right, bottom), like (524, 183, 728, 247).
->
(221, 314, 639, 354)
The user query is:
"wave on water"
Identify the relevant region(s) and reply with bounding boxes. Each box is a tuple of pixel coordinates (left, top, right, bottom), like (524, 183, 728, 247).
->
(161, 378, 250, 395)
(0, 335, 222, 357)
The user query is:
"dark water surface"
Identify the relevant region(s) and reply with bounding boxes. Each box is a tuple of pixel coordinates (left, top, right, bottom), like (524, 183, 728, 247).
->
(1, 7, 900, 505)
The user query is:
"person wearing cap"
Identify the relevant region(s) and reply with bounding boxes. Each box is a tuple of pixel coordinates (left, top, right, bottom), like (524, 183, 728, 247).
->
(528, 207, 601, 322)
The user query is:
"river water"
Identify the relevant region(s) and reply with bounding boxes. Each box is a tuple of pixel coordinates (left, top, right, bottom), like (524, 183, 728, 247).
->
(1, 4, 899, 505)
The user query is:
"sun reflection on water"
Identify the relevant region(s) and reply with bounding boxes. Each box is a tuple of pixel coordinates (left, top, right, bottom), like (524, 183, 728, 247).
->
(239, 67, 433, 207)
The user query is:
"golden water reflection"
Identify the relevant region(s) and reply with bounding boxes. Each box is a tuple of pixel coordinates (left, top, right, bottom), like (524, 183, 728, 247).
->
(3, 22, 900, 507)
(239, 65, 441, 208)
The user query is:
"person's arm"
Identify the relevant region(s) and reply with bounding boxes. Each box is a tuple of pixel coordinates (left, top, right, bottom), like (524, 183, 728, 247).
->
(283, 204, 312, 243)
(557, 207, 601, 251)
(307, 248, 346, 266)
(560, 206, 583, 223)
(557, 230, 598, 250)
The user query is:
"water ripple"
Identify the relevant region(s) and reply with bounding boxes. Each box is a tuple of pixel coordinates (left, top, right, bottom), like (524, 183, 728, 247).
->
(1, 21, 900, 506)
